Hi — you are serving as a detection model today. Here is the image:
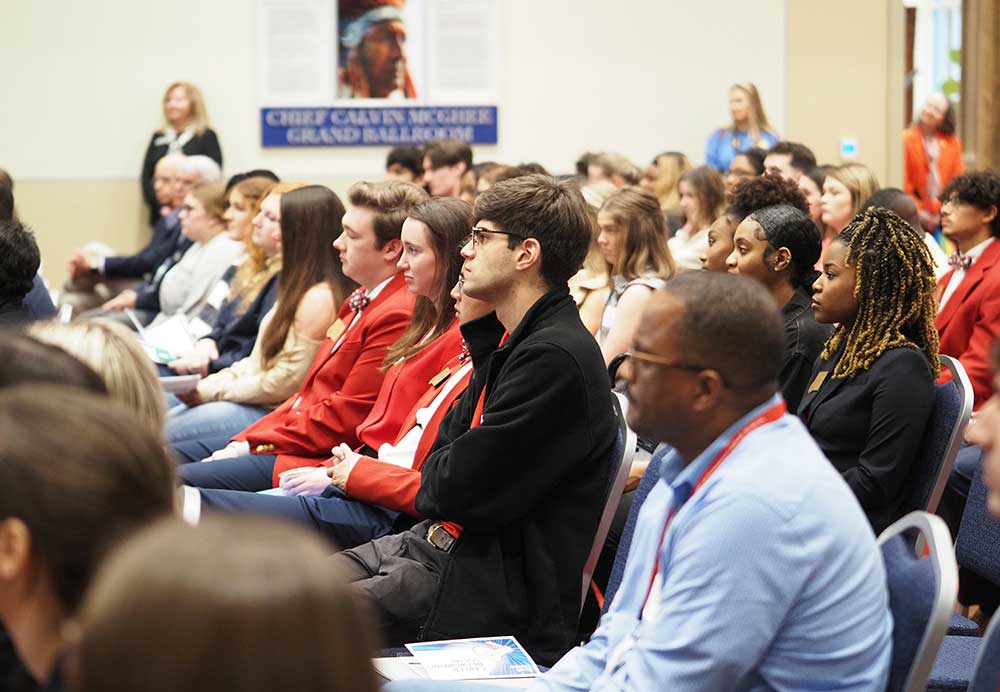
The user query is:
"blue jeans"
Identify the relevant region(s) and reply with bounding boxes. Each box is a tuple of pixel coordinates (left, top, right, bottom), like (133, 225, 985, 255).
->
(196, 485, 406, 549)
(167, 401, 270, 463)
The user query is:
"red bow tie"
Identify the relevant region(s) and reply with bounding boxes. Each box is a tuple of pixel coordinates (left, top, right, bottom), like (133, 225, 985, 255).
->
(348, 288, 370, 313)
(948, 251, 973, 271)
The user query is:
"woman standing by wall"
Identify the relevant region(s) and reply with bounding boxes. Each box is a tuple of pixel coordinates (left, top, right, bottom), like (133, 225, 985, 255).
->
(705, 82, 778, 172)
(903, 93, 964, 232)
(140, 82, 223, 226)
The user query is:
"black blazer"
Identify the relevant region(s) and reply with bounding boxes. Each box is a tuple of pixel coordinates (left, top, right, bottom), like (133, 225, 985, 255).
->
(103, 210, 181, 280)
(780, 286, 832, 412)
(140, 128, 223, 225)
(207, 272, 280, 373)
(798, 345, 935, 533)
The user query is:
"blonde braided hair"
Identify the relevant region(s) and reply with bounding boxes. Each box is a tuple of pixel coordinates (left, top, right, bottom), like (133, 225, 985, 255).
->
(822, 207, 941, 380)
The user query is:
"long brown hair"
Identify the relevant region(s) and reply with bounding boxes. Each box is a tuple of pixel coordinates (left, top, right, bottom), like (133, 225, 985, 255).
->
(73, 516, 379, 692)
(260, 186, 355, 367)
(680, 165, 726, 229)
(600, 188, 676, 281)
(382, 197, 469, 367)
(729, 82, 775, 147)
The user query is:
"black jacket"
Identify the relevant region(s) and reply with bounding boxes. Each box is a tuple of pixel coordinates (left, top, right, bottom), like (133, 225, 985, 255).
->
(415, 288, 617, 665)
(103, 210, 181, 280)
(207, 272, 280, 373)
(798, 344, 935, 533)
(140, 128, 222, 225)
(780, 287, 832, 412)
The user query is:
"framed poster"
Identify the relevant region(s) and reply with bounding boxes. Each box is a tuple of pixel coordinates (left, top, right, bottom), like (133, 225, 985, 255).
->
(258, 0, 499, 146)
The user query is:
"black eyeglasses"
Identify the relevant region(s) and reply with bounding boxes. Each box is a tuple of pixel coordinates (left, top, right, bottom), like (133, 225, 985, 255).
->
(625, 350, 711, 373)
(466, 226, 529, 247)
(617, 351, 767, 391)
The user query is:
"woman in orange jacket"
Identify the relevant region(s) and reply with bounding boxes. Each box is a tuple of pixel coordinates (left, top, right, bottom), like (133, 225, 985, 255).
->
(904, 93, 964, 232)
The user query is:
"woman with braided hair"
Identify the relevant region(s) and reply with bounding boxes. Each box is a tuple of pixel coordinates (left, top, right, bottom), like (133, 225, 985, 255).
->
(798, 206, 940, 533)
(725, 204, 831, 410)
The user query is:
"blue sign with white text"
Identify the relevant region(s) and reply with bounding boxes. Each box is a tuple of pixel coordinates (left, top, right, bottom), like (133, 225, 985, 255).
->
(260, 106, 498, 147)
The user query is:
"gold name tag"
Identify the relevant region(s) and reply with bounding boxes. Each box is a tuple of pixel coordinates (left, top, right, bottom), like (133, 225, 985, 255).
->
(326, 319, 346, 342)
(429, 367, 451, 388)
(808, 370, 829, 393)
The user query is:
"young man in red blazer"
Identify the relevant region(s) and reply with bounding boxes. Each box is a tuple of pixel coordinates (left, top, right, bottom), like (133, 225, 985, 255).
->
(175, 180, 428, 491)
(935, 171, 1000, 409)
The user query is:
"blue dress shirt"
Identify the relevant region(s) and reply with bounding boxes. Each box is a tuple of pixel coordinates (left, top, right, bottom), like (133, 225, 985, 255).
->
(531, 394, 893, 692)
(705, 128, 779, 172)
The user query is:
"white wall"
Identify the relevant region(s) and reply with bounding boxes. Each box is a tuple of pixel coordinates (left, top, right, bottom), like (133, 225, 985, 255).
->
(2, 0, 787, 181)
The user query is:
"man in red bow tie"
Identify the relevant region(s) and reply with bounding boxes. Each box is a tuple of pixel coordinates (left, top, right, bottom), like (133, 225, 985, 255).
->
(174, 181, 427, 494)
(935, 170, 1000, 409)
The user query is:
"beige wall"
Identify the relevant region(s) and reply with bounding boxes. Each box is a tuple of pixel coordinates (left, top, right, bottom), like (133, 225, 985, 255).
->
(18, 177, 360, 293)
(785, 0, 904, 187)
(11, 0, 908, 293)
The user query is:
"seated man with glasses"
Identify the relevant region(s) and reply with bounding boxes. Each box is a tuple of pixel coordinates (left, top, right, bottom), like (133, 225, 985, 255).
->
(332, 174, 618, 666)
(387, 271, 891, 692)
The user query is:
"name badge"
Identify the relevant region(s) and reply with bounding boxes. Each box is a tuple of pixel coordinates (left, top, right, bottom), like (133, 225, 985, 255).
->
(326, 319, 346, 343)
(808, 370, 829, 393)
(429, 367, 452, 388)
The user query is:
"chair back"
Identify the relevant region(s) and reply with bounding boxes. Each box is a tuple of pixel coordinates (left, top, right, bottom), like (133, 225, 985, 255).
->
(902, 355, 972, 515)
(968, 611, 1000, 692)
(877, 511, 958, 692)
(955, 464, 1000, 586)
(601, 444, 664, 613)
(579, 391, 636, 616)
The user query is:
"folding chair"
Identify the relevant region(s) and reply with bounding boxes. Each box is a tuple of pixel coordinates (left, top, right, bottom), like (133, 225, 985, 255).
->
(579, 391, 636, 616)
(927, 465, 1000, 690)
(901, 355, 972, 517)
(878, 511, 958, 692)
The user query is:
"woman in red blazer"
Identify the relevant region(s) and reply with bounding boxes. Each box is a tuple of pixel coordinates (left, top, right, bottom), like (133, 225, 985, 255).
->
(180, 198, 479, 548)
(904, 93, 965, 231)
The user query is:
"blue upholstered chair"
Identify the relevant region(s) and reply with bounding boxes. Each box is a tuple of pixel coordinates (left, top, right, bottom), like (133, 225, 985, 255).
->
(878, 511, 958, 692)
(955, 464, 1000, 594)
(902, 355, 972, 517)
(928, 611, 1000, 692)
(927, 465, 1000, 690)
(578, 392, 636, 616)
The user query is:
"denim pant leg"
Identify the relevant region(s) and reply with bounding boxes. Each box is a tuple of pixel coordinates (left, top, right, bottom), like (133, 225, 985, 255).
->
(177, 454, 277, 492)
(167, 402, 271, 463)
(198, 486, 403, 550)
(167, 401, 271, 444)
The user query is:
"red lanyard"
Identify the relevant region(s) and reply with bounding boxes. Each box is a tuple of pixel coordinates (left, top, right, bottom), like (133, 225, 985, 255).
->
(469, 331, 509, 429)
(640, 400, 787, 614)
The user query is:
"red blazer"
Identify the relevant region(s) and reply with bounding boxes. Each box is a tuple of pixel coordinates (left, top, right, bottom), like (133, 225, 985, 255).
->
(233, 273, 414, 482)
(903, 127, 964, 215)
(343, 354, 474, 517)
(936, 239, 1000, 409)
(354, 319, 463, 450)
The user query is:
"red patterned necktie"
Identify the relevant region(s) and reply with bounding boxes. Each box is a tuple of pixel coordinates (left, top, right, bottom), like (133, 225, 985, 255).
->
(948, 251, 972, 271)
(348, 288, 370, 313)
(458, 340, 470, 362)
